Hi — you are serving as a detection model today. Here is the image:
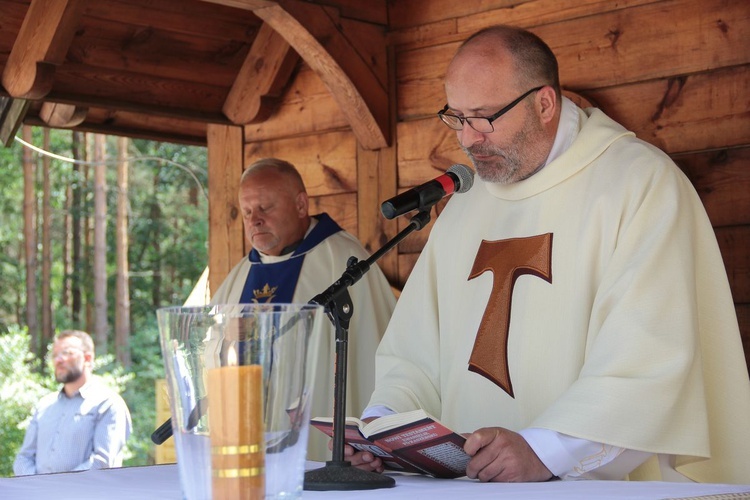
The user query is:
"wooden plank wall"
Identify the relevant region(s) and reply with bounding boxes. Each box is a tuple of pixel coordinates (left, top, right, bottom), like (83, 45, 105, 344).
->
(208, 0, 749, 371)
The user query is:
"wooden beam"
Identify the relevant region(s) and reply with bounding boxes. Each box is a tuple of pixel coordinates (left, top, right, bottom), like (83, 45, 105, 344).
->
(23, 114, 208, 146)
(257, 1, 389, 150)
(201, 0, 276, 8)
(23, 101, 207, 147)
(0, 97, 30, 147)
(243, 64, 350, 142)
(39, 101, 88, 128)
(2, 0, 87, 99)
(47, 62, 231, 122)
(357, 145, 399, 286)
(223, 22, 299, 124)
(357, 44, 398, 287)
(207, 124, 246, 295)
(202, 0, 390, 150)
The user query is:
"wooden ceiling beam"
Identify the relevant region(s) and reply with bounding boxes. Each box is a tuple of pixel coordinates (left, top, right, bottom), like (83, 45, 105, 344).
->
(203, 0, 389, 150)
(45, 62, 233, 123)
(43, 89, 230, 124)
(1, 0, 87, 100)
(201, 0, 276, 8)
(258, 1, 389, 149)
(39, 102, 88, 128)
(223, 21, 300, 124)
(23, 112, 208, 146)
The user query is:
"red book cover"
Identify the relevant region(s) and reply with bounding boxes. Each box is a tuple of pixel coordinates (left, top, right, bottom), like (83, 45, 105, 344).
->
(310, 410, 469, 478)
(368, 417, 469, 479)
(309, 418, 427, 474)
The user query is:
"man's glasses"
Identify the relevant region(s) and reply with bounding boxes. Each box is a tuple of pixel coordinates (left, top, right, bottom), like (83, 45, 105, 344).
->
(437, 86, 545, 133)
(52, 347, 83, 360)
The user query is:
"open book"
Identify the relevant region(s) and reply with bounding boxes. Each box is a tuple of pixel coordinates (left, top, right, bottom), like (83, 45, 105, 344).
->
(310, 409, 470, 479)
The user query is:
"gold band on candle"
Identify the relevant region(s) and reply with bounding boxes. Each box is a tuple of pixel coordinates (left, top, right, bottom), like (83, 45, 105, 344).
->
(212, 444, 262, 455)
(213, 467, 265, 478)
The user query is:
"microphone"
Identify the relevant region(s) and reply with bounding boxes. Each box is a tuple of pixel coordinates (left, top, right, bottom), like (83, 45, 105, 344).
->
(380, 163, 474, 219)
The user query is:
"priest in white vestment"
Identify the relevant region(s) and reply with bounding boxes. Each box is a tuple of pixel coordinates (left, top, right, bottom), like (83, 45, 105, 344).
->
(351, 25, 750, 484)
(211, 158, 396, 461)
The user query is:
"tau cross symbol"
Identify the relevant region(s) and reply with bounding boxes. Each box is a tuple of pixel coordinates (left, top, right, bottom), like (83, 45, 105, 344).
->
(467, 233, 553, 397)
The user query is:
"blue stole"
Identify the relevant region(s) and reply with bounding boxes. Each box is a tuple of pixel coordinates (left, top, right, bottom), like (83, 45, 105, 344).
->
(238, 213, 343, 304)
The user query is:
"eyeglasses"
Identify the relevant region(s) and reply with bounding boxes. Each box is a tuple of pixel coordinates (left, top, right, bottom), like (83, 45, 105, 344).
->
(52, 348, 83, 360)
(437, 86, 545, 133)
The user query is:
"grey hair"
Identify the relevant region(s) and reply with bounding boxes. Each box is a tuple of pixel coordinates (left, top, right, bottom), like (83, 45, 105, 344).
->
(241, 157, 306, 193)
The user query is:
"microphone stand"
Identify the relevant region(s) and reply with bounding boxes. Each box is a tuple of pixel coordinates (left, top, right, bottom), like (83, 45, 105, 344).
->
(303, 210, 432, 491)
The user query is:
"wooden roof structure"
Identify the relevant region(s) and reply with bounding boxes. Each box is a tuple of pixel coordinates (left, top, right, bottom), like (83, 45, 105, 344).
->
(0, 0, 389, 148)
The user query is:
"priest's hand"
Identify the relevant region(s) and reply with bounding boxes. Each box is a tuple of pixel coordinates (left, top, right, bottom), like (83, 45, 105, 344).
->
(327, 437, 385, 474)
(464, 427, 553, 482)
(344, 445, 385, 473)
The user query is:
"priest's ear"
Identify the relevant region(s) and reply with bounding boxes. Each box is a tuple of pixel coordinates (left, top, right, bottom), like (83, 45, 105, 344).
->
(295, 190, 309, 217)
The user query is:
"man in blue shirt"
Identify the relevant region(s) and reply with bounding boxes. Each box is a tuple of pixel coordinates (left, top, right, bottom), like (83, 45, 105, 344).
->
(13, 330, 132, 475)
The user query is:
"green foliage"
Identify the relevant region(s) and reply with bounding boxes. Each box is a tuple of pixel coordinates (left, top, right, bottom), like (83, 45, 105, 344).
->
(0, 129, 209, 473)
(0, 326, 50, 476)
(121, 315, 165, 467)
(0, 128, 82, 337)
(0, 139, 26, 333)
(124, 139, 209, 321)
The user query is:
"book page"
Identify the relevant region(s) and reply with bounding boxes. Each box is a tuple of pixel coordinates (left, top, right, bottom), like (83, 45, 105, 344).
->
(362, 409, 432, 436)
(310, 416, 366, 428)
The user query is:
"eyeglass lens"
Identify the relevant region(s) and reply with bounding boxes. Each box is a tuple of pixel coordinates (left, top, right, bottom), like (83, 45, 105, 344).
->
(439, 86, 543, 132)
(53, 348, 81, 359)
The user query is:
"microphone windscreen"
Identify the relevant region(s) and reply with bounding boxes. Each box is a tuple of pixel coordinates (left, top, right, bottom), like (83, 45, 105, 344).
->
(447, 164, 475, 194)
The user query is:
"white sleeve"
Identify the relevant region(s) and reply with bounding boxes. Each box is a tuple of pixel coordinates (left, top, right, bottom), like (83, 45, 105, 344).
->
(519, 427, 654, 480)
(360, 405, 396, 420)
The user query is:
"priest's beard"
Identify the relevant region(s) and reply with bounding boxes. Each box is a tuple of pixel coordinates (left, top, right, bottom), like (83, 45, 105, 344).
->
(463, 110, 547, 184)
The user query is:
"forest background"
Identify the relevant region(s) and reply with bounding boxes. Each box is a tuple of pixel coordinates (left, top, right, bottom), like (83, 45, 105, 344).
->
(0, 125, 208, 476)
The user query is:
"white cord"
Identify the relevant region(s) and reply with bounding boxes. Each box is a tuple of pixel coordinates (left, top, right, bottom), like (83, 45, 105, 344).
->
(13, 134, 209, 200)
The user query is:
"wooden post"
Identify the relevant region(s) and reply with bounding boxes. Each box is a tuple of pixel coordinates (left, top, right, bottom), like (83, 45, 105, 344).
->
(207, 124, 245, 297)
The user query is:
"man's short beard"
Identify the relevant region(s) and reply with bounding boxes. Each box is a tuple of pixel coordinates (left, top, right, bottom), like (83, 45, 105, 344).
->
(464, 144, 523, 184)
(57, 366, 83, 384)
(462, 108, 546, 184)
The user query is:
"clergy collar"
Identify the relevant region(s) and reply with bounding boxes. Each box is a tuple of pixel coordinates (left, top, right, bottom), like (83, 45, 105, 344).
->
(544, 96, 580, 168)
(279, 240, 302, 256)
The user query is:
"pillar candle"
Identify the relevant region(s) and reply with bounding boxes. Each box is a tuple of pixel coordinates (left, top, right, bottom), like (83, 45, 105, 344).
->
(207, 365, 264, 499)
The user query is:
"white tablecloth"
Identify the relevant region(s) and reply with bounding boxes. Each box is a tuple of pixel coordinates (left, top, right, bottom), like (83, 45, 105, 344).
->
(1, 463, 749, 500)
